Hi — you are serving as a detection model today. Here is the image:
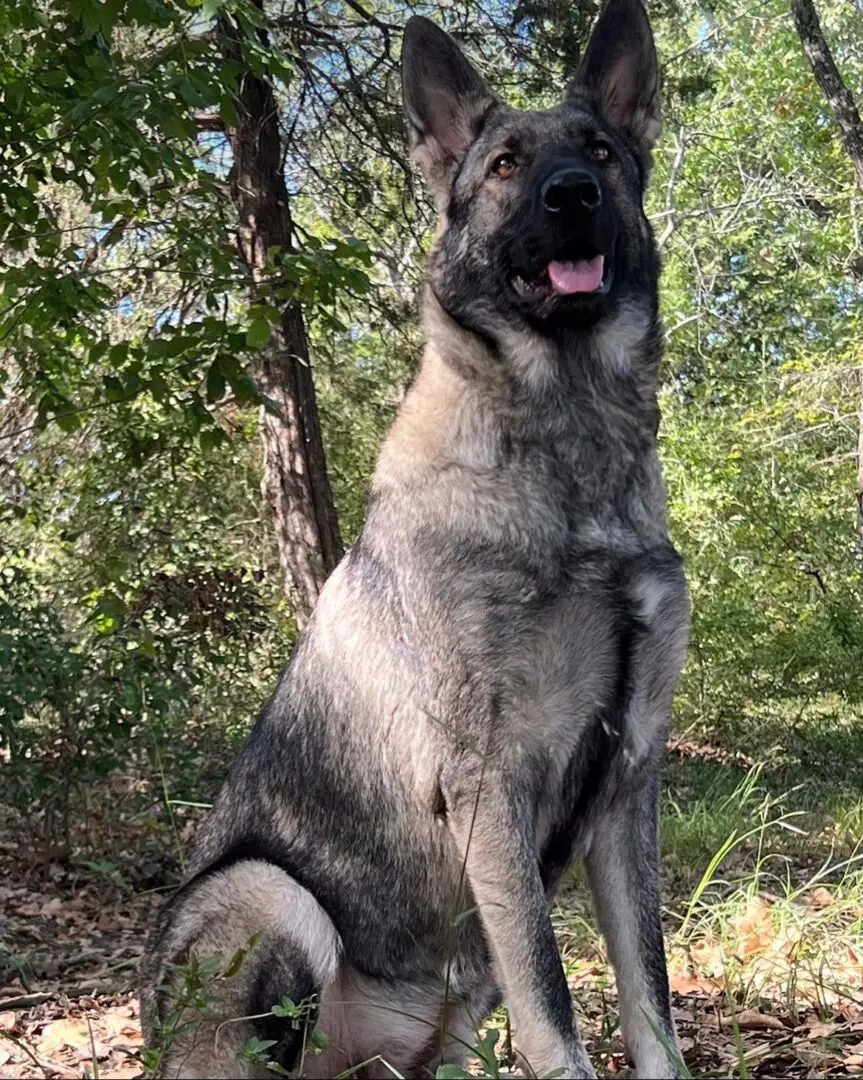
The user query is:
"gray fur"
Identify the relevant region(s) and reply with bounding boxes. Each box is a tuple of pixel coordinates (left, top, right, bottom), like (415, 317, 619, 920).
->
(141, 1, 689, 1076)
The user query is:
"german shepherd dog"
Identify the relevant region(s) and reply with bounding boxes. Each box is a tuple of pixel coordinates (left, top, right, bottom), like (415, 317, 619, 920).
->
(141, 1, 689, 1076)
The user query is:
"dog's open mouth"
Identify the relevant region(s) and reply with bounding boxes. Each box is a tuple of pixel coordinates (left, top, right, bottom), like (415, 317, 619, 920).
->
(512, 254, 607, 302)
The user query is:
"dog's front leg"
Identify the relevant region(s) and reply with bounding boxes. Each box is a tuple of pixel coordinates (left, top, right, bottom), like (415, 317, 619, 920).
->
(586, 765, 680, 1079)
(441, 761, 595, 1079)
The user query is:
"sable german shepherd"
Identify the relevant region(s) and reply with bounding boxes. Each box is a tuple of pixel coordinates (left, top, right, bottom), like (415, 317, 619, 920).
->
(140, 1, 689, 1076)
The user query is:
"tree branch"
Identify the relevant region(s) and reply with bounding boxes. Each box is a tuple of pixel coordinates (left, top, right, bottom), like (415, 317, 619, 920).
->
(790, 0, 863, 190)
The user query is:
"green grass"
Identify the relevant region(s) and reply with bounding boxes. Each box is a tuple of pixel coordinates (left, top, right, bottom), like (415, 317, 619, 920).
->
(548, 696, 863, 1077)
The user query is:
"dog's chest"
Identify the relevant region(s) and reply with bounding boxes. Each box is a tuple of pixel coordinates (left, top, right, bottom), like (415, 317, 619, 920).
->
(508, 394, 668, 555)
(575, 431, 663, 529)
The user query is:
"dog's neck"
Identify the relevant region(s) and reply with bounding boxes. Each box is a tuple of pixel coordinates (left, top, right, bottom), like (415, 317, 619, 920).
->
(375, 291, 662, 492)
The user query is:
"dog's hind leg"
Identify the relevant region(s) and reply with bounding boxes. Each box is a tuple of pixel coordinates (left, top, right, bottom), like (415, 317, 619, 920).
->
(586, 769, 680, 1079)
(140, 859, 342, 1080)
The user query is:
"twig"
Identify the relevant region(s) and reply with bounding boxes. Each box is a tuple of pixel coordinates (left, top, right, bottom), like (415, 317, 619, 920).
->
(0, 992, 54, 1010)
(0, 1029, 74, 1078)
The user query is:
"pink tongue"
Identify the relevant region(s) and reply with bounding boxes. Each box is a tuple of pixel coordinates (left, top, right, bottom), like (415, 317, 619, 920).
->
(547, 255, 605, 294)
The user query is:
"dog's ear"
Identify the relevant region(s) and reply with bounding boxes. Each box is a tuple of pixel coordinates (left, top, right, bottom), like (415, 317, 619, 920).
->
(571, 0, 660, 162)
(401, 17, 496, 206)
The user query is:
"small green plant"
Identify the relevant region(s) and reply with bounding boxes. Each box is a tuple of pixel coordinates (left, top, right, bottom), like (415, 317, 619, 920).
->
(82, 857, 131, 893)
(261, 994, 327, 1075)
(433, 1025, 567, 1080)
(141, 938, 259, 1078)
(237, 1035, 280, 1066)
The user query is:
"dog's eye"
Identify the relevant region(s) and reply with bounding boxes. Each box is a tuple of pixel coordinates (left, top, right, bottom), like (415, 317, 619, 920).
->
(491, 153, 517, 178)
(588, 141, 612, 164)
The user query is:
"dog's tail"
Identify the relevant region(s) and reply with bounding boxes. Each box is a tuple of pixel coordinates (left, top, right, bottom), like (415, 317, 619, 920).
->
(140, 859, 342, 1079)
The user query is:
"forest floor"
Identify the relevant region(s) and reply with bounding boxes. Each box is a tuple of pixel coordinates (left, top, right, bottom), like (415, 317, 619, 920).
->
(0, 701, 861, 1079)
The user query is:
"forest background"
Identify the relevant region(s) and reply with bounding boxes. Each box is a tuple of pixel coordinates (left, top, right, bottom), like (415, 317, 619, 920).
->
(1, 0, 862, 1075)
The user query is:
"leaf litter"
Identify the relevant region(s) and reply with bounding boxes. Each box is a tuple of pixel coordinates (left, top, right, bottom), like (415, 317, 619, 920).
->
(2, 777, 863, 1078)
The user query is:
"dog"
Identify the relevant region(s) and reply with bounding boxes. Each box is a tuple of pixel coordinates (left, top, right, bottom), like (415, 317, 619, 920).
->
(140, 1, 689, 1076)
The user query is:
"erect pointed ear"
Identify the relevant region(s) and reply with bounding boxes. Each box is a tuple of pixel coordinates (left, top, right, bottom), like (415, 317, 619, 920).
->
(572, 0, 661, 163)
(401, 17, 497, 206)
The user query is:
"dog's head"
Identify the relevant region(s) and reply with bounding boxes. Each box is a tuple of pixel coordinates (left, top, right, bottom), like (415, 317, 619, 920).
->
(402, 0, 660, 336)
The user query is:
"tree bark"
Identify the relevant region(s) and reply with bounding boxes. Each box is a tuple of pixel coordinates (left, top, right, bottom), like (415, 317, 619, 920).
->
(219, 8, 343, 624)
(790, 0, 863, 190)
(789, 0, 863, 546)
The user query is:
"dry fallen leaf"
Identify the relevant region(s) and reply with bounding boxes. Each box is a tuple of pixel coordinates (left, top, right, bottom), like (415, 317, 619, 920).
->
(39, 896, 63, 917)
(804, 887, 834, 910)
(40, 1017, 93, 1054)
(722, 1009, 786, 1031)
(103, 1008, 143, 1045)
(670, 973, 723, 995)
(806, 1018, 839, 1038)
(106, 1059, 145, 1080)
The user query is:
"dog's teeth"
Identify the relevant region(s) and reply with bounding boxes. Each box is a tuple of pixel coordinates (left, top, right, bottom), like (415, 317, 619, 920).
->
(513, 275, 548, 298)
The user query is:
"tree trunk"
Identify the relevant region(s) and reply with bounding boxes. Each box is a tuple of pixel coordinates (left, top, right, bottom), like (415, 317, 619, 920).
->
(789, 0, 863, 546)
(219, 8, 343, 624)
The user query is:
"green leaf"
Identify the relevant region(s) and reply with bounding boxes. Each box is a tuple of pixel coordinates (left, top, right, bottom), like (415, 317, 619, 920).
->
(205, 361, 226, 403)
(222, 942, 251, 979)
(245, 317, 271, 349)
(161, 112, 194, 141)
(226, 372, 260, 405)
(135, 630, 156, 659)
(199, 426, 227, 453)
(270, 996, 299, 1019)
(219, 94, 240, 128)
(265, 1062, 292, 1077)
(237, 1037, 279, 1064)
(55, 409, 83, 433)
(103, 375, 126, 402)
(148, 374, 170, 401)
(108, 343, 128, 366)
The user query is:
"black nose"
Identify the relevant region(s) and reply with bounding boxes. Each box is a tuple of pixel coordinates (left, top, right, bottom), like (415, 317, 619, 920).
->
(541, 169, 602, 213)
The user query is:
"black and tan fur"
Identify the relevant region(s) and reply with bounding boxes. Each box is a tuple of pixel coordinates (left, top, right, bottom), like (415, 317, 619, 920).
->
(140, 2, 689, 1076)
